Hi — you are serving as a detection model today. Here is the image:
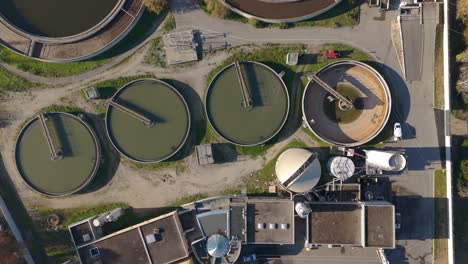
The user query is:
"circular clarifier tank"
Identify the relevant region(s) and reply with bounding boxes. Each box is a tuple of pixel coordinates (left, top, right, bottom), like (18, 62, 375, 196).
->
(302, 60, 391, 146)
(0, 0, 121, 38)
(15, 112, 100, 196)
(106, 79, 191, 163)
(206, 61, 289, 146)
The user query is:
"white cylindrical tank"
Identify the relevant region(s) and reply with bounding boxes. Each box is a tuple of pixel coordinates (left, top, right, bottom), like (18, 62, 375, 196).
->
(92, 215, 107, 227)
(275, 148, 321, 193)
(295, 202, 311, 218)
(327, 156, 355, 180)
(364, 150, 406, 171)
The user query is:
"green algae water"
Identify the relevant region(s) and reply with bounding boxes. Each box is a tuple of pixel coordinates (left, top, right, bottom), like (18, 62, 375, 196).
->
(106, 79, 190, 163)
(206, 62, 289, 145)
(15, 113, 99, 195)
(0, 0, 119, 37)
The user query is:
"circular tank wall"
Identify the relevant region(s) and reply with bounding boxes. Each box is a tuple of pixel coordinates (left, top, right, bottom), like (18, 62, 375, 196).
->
(0, 0, 122, 38)
(15, 112, 100, 196)
(106, 79, 191, 163)
(302, 60, 391, 146)
(205, 61, 289, 146)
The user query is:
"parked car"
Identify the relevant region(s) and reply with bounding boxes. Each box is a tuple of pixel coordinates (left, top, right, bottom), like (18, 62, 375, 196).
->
(243, 254, 256, 262)
(394, 122, 402, 140)
(395, 212, 402, 230)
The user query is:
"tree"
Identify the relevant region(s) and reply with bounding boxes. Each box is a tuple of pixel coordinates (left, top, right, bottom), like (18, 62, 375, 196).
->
(0, 233, 24, 264)
(143, 0, 167, 14)
(458, 0, 468, 22)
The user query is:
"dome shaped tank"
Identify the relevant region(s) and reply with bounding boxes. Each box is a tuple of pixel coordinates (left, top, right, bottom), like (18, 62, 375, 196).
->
(275, 148, 321, 193)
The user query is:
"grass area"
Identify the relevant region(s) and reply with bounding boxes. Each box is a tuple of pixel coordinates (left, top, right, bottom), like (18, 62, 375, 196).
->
(0, 67, 37, 92)
(163, 13, 176, 32)
(293, 0, 360, 28)
(244, 139, 307, 194)
(41, 104, 84, 114)
(433, 170, 448, 264)
(434, 25, 444, 109)
(143, 37, 166, 67)
(34, 203, 131, 263)
(169, 194, 208, 207)
(0, 9, 165, 78)
(454, 138, 468, 195)
(124, 158, 187, 174)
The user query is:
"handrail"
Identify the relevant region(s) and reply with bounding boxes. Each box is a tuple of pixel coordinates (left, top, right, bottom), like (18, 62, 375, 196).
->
(109, 100, 153, 127)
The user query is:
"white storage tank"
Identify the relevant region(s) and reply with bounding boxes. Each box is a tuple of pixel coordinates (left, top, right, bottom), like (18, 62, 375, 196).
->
(327, 156, 355, 180)
(364, 150, 406, 171)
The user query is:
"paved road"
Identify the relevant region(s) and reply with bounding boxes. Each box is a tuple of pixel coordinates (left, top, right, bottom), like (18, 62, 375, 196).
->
(170, 1, 440, 263)
(401, 12, 424, 81)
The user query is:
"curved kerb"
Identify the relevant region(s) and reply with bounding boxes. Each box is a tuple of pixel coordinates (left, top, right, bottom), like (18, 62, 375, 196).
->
(0, 0, 125, 44)
(14, 112, 101, 197)
(0, 1, 145, 62)
(205, 61, 290, 146)
(105, 78, 192, 163)
(301, 60, 392, 147)
(219, 0, 343, 24)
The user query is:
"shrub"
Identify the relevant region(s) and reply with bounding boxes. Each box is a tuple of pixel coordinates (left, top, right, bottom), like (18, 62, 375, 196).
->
(248, 18, 264, 28)
(143, 0, 167, 14)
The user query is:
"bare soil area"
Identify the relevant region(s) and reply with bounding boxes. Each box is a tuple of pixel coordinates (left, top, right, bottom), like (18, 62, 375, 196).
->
(0, 47, 311, 211)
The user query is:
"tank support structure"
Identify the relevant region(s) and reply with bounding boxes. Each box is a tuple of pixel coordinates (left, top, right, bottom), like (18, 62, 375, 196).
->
(309, 74, 353, 111)
(109, 100, 154, 127)
(38, 113, 63, 160)
(234, 61, 253, 109)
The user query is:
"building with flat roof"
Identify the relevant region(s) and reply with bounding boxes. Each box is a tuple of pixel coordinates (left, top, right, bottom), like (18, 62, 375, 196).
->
(245, 198, 295, 244)
(70, 211, 194, 264)
(306, 202, 395, 248)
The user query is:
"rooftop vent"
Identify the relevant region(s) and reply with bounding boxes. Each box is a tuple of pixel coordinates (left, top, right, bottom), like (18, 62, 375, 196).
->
(281, 223, 289, 230)
(269, 223, 277, 230)
(257, 223, 266, 230)
(89, 247, 100, 257)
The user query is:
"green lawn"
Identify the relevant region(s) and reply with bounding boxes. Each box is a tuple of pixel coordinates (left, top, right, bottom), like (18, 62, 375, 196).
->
(0, 9, 165, 78)
(143, 37, 166, 67)
(0, 67, 37, 92)
(433, 170, 448, 264)
(244, 139, 306, 194)
(434, 25, 444, 109)
(293, 0, 360, 28)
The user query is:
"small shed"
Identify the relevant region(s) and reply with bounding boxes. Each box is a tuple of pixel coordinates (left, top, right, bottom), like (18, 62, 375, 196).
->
(196, 144, 214, 165)
(286, 52, 299, 66)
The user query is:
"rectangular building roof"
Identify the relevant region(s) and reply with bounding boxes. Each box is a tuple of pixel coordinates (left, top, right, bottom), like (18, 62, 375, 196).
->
(245, 198, 295, 244)
(365, 203, 395, 248)
(76, 211, 190, 264)
(308, 203, 364, 246)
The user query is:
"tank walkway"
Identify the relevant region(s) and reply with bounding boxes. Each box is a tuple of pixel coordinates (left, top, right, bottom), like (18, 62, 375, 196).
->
(38, 113, 62, 160)
(234, 61, 253, 108)
(109, 100, 153, 127)
(309, 74, 353, 110)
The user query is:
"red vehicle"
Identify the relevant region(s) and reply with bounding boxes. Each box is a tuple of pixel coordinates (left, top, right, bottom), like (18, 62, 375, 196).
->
(324, 50, 340, 59)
